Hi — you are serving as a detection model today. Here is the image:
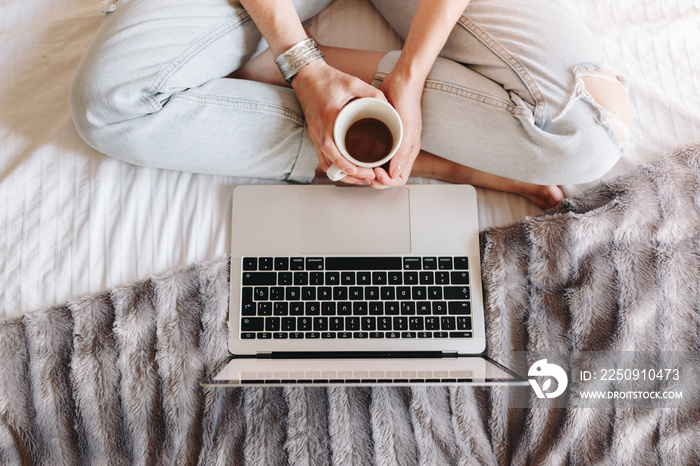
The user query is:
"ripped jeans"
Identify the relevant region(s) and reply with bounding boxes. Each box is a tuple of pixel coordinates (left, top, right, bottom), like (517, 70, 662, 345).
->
(70, 0, 629, 185)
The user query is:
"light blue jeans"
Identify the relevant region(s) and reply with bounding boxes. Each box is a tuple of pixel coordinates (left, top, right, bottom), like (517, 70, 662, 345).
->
(70, 0, 626, 185)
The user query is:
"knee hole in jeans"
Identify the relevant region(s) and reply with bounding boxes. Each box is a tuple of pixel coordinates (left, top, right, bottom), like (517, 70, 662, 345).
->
(555, 67, 632, 145)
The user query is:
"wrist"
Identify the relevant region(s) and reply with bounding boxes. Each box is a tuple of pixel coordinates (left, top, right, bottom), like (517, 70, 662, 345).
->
(275, 38, 325, 84)
(390, 55, 429, 89)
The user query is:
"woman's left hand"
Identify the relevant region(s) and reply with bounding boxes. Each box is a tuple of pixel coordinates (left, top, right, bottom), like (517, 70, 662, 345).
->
(370, 71, 424, 189)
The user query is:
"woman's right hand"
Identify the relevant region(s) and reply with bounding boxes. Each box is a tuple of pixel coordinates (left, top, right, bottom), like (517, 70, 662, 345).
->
(291, 59, 387, 185)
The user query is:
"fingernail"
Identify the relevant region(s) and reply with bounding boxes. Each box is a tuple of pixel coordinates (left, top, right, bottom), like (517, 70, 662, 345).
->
(346, 166, 357, 176)
(391, 165, 402, 178)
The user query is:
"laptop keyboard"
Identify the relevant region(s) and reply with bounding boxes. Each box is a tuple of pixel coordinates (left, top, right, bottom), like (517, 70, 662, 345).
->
(239, 256, 473, 340)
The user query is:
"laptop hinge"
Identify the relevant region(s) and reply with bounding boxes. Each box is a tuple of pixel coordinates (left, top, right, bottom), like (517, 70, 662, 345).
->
(259, 351, 454, 359)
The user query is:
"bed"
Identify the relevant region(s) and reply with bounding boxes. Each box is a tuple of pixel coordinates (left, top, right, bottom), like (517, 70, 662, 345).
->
(1, 0, 698, 318)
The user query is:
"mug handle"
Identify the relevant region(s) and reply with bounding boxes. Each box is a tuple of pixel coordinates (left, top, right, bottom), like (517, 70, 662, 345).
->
(326, 164, 347, 181)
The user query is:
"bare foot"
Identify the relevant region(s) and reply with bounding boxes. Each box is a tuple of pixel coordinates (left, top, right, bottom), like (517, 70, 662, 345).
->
(412, 151, 565, 210)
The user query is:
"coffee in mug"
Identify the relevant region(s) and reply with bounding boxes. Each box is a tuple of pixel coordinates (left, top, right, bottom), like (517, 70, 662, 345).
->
(328, 98, 403, 181)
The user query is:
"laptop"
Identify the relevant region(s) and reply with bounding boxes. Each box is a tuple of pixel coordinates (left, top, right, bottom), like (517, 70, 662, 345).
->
(203, 184, 527, 386)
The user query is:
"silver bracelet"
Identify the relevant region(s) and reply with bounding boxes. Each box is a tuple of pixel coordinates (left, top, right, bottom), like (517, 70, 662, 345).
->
(274, 38, 325, 84)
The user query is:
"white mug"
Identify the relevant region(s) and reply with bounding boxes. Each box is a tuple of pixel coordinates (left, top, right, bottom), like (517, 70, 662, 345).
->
(327, 97, 403, 181)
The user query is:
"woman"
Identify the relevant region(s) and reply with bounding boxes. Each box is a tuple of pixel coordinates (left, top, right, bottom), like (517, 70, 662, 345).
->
(70, 0, 630, 209)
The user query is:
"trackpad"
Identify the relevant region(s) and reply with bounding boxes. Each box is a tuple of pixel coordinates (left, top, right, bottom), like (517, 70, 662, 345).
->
(300, 188, 411, 254)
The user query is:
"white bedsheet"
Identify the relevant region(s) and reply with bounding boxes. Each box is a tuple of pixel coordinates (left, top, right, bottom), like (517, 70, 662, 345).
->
(1, 0, 699, 317)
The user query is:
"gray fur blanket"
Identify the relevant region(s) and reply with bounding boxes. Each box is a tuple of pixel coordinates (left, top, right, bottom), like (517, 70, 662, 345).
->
(2, 145, 700, 465)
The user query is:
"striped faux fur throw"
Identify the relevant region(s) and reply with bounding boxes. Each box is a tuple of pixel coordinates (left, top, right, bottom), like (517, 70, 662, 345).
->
(1, 145, 700, 465)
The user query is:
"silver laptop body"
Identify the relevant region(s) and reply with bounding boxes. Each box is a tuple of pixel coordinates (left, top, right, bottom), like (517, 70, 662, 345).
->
(205, 184, 525, 386)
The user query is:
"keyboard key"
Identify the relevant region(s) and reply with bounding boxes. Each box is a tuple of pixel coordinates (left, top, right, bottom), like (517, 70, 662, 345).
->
(441, 316, 456, 330)
(326, 257, 402, 271)
(451, 271, 469, 284)
(241, 288, 255, 316)
(242, 332, 256, 339)
(243, 258, 257, 271)
(290, 258, 305, 270)
(434, 332, 449, 338)
(274, 302, 288, 316)
(302, 287, 316, 300)
(294, 272, 308, 286)
(450, 331, 472, 338)
(397, 287, 410, 300)
(321, 302, 336, 315)
(273, 333, 288, 339)
(409, 317, 424, 330)
(257, 302, 272, 316)
(423, 257, 438, 270)
(274, 257, 289, 270)
(418, 332, 432, 338)
(254, 287, 268, 300)
(341, 272, 355, 285)
(388, 272, 402, 285)
(420, 272, 434, 284)
(381, 287, 395, 300)
(290, 303, 304, 315)
(282, 318, 296, 331)
(338, 332, 352, 339)
(337, 302, 352, 315)
(318, 287, 332, 300)
(330, 317, 344, 331)
(401, 302, 416, 315)
(310, 272, 324, 285)
(290, 332, 304, 339)
(454, 257, 469, 270)
(270, 287, 285, 301)
(425, 317, 440, 330)
(313, 317, 328, 331)
(353, 332, 368, 339)
(369, 302, 384, 315)
(353, 302, 368, 315)
(242, 272, 276, 286)
(403, 257, 421, 270)
(365, 287, 380, 300)
(386, 332, 400, 339)
(428, 287, 442, 300)
(286, 287, 301, 301)
(325, 272, 340, 285)
(305, 302, 320, 315)
(449, 302, 471, 315)
(241, 317, 264, 331)
(432, 302, 447, 315)
(265, 317, 280, 332)
(404, 272, 418, 285)
(306, 257, 324, 270)
(346, 317, 360, 331)
(417, 302, 431, 315)
(393, 317, 408, 331)
(402, 332, 416, 338)
(436, 272, 450, 285)
(438, 257, 453, 269)
(321, 332, 336, 339)
(362, 317, 377, 331)
(305, 333, 320, 339)
(378, 317, 392, 331)
(385, 302, 400, 315)
(372, 272, 387, 285)
(357, 272, 372, 285)
(457, 316, 472, 330)
(333, 287, 348, 301)
(412, 286, 427, 300)
(257, 332, 272, 339)
(259, 257, 274, 270)
(349, 287, 363, 300)
(298, 317, 312, 331)
(278, 272, 293, 286)
(370, 332, 384, 339)
(444, 286, 470, 300)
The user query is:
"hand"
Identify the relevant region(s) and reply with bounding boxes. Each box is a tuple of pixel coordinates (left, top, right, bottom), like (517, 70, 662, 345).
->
(370, 70, 424, 189)
(292, 60, 387, 185)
